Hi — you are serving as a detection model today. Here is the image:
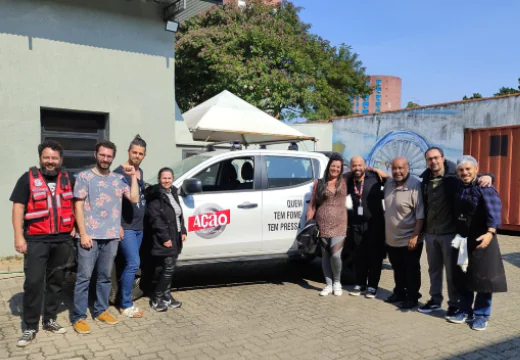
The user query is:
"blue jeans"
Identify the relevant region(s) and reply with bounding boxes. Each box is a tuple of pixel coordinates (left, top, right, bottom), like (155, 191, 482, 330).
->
(72, 239, 119, 323)
(459, 291, 492, 320)
(119, 230, 143, 309)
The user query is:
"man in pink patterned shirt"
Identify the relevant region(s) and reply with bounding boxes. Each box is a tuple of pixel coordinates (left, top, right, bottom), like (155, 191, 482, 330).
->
(71, 140, 138, 334)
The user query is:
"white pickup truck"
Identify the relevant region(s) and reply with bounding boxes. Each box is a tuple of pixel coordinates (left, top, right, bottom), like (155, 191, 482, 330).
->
(169, 148, 329, 263)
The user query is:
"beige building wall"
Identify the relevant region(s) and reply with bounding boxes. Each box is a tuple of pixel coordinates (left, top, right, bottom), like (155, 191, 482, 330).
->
(0, 0, 175, 256)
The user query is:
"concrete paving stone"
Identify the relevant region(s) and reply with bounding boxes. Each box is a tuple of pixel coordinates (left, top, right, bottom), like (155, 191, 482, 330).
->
(2, 234, 520, 360)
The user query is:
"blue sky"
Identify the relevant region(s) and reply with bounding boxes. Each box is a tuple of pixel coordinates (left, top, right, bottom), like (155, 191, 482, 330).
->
(292, 0, 520, 107)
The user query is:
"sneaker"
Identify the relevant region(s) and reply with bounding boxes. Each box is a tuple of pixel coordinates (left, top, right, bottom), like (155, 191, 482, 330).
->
(319, 285, 333, 296)
(349, 285, 363, 296)
(120, 306, 144, 318)
(471, 316, 488, 331)
(150, 298, 168, 312)
(164, 295, 182, 309)
(446, 312, 469, 324)
(95, 311, 119, 325)
(42, 319, 67, 334)
(16, 330, 36, 347)
(333, 282, 343, 296)
(73, 319, 91, 334)
(445, 306, 459, 318)
(418, 299, 442, 314)
(365, 287, 377, 299)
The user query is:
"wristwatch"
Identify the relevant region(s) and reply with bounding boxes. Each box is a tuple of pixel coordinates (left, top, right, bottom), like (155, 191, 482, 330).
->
(487, 230, 496, 235)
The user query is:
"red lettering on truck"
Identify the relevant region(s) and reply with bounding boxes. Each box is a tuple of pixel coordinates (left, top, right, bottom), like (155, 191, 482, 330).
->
(188, 209, 231, 232)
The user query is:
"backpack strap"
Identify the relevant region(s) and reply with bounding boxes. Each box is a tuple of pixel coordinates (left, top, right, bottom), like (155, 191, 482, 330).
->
(29, 167, 39, 178)
(60, 171, 70, 189)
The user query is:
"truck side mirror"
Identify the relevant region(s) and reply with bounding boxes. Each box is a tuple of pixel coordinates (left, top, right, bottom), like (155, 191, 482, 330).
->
(181, 178, 202, 195)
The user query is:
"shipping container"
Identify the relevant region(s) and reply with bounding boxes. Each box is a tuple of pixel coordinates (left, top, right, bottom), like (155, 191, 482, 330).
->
(464, 125, 520, 231)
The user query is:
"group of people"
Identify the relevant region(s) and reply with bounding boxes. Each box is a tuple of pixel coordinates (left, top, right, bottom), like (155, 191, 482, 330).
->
(10, 136, 188, 347)
(10, 138, 508, 348)
(307, 147, 507, 332)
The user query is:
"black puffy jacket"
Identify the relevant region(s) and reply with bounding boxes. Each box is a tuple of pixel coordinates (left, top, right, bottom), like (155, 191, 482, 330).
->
(145, 184, 187, 258)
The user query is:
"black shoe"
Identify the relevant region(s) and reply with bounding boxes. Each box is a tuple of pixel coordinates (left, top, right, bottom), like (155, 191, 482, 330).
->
(17, 330, 36, 347)
(150, 298, 168, 312)
(163, 293, 182, 309)
(42, 319, 67, 334)
(384, 293, 406, 303)
(400, 300, 419, 309)
(365, 287, 377, 299)
(418, 299, 442, 314)
(446, 306, 459, 318)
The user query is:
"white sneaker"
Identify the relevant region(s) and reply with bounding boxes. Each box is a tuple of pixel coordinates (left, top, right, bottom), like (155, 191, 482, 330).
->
(333, 282, 343, 296)
(319, 285, 333, 296)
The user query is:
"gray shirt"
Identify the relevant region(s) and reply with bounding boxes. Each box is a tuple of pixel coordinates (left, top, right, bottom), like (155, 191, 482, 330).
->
(164, 189, 182, 231)
(383, 175, 424, 247)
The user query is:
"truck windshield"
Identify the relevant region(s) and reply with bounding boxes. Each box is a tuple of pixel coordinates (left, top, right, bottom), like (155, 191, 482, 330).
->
(147, 155, 209, 184)
(170, 155, 209, 180)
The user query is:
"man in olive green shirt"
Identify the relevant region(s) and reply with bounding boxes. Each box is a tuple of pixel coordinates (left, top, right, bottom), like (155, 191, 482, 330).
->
(418, 147, 492, 317)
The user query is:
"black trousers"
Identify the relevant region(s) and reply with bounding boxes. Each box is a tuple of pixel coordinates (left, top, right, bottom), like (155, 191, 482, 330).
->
(387, 242, 423, 301)
(154, 256, 177, 299)
(353, 225, 384, 289)
(23, 240, 73, 330)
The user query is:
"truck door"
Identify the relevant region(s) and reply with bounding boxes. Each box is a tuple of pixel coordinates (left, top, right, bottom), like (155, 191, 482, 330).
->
(179, 155, 263, 259)
(261, 155, 315, 253)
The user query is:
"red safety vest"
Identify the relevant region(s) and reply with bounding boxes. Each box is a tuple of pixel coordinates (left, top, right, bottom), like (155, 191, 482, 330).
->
(25, 167, 74, 235)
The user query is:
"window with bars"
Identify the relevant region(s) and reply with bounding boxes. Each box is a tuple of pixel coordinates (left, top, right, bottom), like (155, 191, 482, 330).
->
(40, 109, 108, 173)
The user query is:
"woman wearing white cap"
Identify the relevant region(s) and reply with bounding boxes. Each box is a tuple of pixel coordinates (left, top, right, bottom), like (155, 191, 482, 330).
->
(446, 155, 507, 331)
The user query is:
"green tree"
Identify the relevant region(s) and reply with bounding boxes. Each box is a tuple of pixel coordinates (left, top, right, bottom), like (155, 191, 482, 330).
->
(406, 101, 420, 108)
(175, 0, 372, 121)
(494, 78, 520, 96)
(462, 93, 483, 100)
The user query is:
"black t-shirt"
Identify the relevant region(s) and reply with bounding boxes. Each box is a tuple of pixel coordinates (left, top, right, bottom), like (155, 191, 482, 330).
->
(347, 170, 385, 224)
(10, 170, 76, 242)
(113, 165, 145, 230)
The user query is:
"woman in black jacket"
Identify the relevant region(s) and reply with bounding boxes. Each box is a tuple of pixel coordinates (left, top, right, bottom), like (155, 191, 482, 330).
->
(145, 167, 187, 312)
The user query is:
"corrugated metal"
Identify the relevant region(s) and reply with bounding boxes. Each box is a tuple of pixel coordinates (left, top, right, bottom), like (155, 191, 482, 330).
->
(464, 125, 520, 231)
(176, 0, 215, 23)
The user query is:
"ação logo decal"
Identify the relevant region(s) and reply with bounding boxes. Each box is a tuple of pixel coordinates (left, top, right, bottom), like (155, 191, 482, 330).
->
(188, 203, 231, 239)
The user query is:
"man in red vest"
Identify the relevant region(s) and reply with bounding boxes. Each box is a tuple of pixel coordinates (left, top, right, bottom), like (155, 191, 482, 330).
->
(10, 140, 76, 347)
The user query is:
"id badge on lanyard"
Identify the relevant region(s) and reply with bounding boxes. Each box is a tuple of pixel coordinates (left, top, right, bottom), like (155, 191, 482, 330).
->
(357, 201, 364, 216)
(354, 179, 364, 216)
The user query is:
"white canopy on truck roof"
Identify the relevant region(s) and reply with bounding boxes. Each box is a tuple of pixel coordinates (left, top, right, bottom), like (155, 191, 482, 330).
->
(182, 90, 316, 145)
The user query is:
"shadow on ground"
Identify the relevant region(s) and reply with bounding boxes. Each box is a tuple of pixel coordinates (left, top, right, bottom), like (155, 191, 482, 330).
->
(440, 335, 520, 359)
(503, 252, 520, 268)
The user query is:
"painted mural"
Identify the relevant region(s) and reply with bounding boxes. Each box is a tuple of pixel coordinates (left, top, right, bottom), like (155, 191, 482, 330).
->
(332, 94, 520, 176)
(332, 109, 467, 176)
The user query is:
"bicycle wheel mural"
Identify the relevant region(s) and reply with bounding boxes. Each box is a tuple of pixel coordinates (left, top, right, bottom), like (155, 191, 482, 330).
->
(366, 130, 430, 177)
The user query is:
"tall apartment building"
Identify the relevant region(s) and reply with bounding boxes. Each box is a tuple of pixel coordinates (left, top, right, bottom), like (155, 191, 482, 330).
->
(351, 75, 402, 114)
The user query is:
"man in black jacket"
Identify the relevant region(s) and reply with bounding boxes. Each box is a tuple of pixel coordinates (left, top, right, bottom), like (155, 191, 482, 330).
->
(347, 156, 386, 299)
(418, 147, 492, 317)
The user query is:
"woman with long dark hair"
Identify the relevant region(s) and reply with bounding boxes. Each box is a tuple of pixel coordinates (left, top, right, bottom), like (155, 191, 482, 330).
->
(306, 153, 348, 296)
(145, 167, 187, 312)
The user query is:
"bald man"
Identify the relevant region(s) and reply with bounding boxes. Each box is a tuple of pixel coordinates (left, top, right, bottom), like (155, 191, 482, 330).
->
(383, 157, 425, 309)
(347, 156, 386, 299)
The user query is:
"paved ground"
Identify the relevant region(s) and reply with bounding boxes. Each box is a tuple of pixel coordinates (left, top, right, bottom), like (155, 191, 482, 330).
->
(2, 235, 520, 360)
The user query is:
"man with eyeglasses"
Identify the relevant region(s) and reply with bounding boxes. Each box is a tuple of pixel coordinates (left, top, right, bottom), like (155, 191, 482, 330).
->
(418, 147, 492, 318)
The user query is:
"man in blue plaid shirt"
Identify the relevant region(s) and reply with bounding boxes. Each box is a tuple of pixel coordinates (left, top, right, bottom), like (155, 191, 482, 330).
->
(446, 155, 507, 331)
